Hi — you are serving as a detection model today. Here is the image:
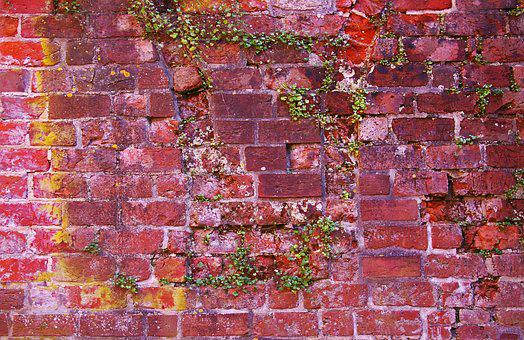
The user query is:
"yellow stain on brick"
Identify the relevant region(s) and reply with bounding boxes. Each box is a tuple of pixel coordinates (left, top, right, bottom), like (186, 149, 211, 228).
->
(31, 122, 59, 146)
(80, 286, 127, 310)
(40, 39, 59, 66)
(33, 70, 44, 92)
(36, 271, 55, 282)
(120, 69, 130, 77)
(133, 287, 187, 311)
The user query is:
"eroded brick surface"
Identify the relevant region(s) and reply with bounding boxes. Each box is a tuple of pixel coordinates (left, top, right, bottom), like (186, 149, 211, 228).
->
(0, 0, 522, 338)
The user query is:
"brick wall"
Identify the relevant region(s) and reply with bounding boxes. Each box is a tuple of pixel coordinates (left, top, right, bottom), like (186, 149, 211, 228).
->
(0, 0, 523, 338)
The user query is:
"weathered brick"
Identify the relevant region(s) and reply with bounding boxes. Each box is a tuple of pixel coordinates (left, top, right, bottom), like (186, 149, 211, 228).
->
(364, 226, 427, 250)
(0, 41, 59, 66)
(259, 174, 322, 198)
(0, 149, 49, 171)
(214, 120, 255, 144)
(147, 315, 178, 337)
(0, 175, 27, 199)
(51, 148, 116, 172)
(393, 118, 454, 141)
(12, 314, 75, 336)
(362, 256, 421, 278)
(360, 145, 424, 170)
(21, 15, 84, 38)
(210, 93, 272, 118)
(0, 69, 29, 92)
(0, 258, 47, 282)
(359, 173, 390, 195)
(0, 203, 60, 226)
(259, 119, 321, 143)
(426, 145, 482, 169)
(404, 37, 465, 62)
(0, 121, 27, 145)
(0, 16, 18, 36)
(123, 201, 186, 226)
(80, 313, 143, 337)
(182, 313, 249, 337)
(361, 199, 419, 221)
(49, 94, 111, 119)
(29, 121, 76, 146)
(371, 281, 435, 306)
(120, 147, 181, 172)
(0, 289, 24, 310)
(425, 254, 487, 278)
(245, 146, 287, 171)
(356, 310, 421, 336)
(482, 37, 524, 62)
(486, 145, 524, 168)
(322, 310, 354, 336)
(394, 170, 448, 196)
(393, 0, 452, 10)
(368, 64, 429, 87)
(254, 312, 319, 337)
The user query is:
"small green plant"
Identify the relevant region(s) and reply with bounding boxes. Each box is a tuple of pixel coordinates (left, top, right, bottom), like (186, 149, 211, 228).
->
(509, 5, 524, 16)
(54, 0, 81, 14)
(276, 217, 339, 292)
(114, 273, 139, 294)
(509, 72, 521, 92)
(340, 190, 352, 200)
(350, 88, 368, 122)
(279, 84, 317, 121)
(84, 240, 100, 254)
(473, 37, 486, 64)
(454, 135, 479, 148)
(424, 60, 434, 74)
(475, 84, 503, 115)
(187, 230, 259, 292)
(195, 193, 223, 202)
(476, 248, 503, 258)
(380, 38, 408, 66)
(505, 169, 524, 200)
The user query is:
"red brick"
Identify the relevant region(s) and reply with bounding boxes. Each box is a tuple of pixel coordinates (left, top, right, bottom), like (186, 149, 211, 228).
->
(492, 254, 524, 277)
(152, 257, 186, 282)
(0, 148, 49, 171)
(33, 173, 87, 198)
(496, 310, 524, 329)
(80, 313, 143, 337)
(211, 67, 263, 90)
(425, 254, 487, 278)
(394, 0, 452, 10)
(147, 315, 178, 337)
(100, 229, 163, 254)
(475, 281, 524, 308)
(486, 145, 524, 168)
(0, 258, 46, 282)
(431, 224, 463, 249)
(372, 281, 435, 306)
(362, 256, 421, 278)
(66, 40, 96, 65)
(49, 94, 111, 119)
(259, 174, 322, 198)
(67, 201, 116, 226)
(359, 173, 390, 195)
(51, 148, 116, 172)
(53, 256, 115, 282)
(393, 118, 454, 142)
(81, 118, 147, 147)
(245, 146, 287, 171)
(460, 309, 490, 324)
(182, 313, 249, 337)
(137, 66, 169, 89)
(88, 14, 142, 37)
(0, 16, 18, 36)
(0, 175, 27, 198)
(361, 199, 419, 221)
(417, 92, 476, 114)
(364, 226, 427, 250)
(0, 203, 60, 226)
(0, 230, 26, 254)
(259, 119, 321, 143)
(394, 170, 448, 197)
(356, 310, 421, 336)
(98, 39, 156, 64)
(199, 285, 265, 309)
(120, 257, 151, 281)
(156, 175, 187, 199)
(123, 201, 186, 226)
(0, 69, 29, 92)
(0, 96, 47, 119)
(424, 199, 484, 222)
(387, 14, 440, 36)
(31, 69, 68, 92)
(461, 118, 514, 142)
(0, 289, 24, 310)
(0, 121, 27, 145)
(210, 93, 272, 118)
(119, 147, 181, 172)
(254, 312, 319, 337)
(457, 0, 518, 10)
(464, 224, 520, 251)
(444, 12, 506, 35)
(202, 43, 243, 64)
(268, 285, 299, 309)
(403, 37, 465, 62)
(29, 121, 76, 146)
(0, 0, 51, 13)
(483, 37, 524, 62)
(214, 120, 255, 144)
(304, 282, 367, 308)
(453, 171, 515, 196)
(322, 310, 354, 336)
(12, 314, 75, 336)
(21, 15, 84, 38)
(0, 41, 60, 66)
(426, 145, 481, 169)
(360, 145, 424, 170)
(368, 64, 428, 87)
